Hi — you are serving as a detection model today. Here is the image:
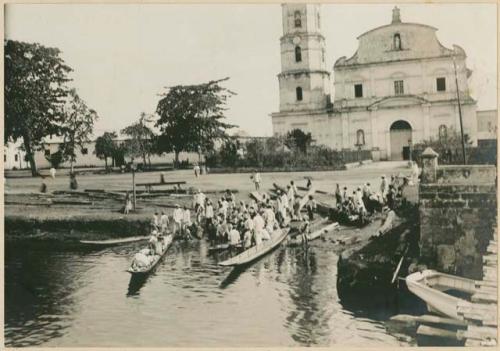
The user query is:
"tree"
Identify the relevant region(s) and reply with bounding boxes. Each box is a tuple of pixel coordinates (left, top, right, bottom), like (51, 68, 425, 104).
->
(245, 138, 265, 167)
(285, 128, 313, 153)
(155, 77, 236, 167)
(5, 40, 72, 175)
(58, 89, 98, 173)
(121, 113, 155, 169)
(95, 131, 117, 169)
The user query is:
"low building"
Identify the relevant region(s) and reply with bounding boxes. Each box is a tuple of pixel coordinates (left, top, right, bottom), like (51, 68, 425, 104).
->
(476, 110, 497, 147)
(3, 141, 27, 170)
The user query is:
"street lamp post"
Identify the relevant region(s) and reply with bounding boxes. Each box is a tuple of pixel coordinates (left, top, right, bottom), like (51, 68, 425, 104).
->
(131, 162, 137, 211)
(453, 55, 467, 165)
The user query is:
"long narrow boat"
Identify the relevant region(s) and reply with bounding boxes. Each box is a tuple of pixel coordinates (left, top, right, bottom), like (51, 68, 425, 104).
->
(127, 235, 173, 276)
(288, 222, 339, 246)
(218, 228, 290, 267)
(80, 235, 149, 247)
(406, 270, 476, 320)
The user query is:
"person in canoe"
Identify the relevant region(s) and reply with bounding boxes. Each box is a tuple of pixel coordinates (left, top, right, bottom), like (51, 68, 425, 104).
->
(227, 223, 241, 254)
(182, 206, 193, 240)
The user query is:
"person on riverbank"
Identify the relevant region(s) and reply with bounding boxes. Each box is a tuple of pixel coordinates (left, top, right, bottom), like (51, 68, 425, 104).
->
(306, 177, 313, 189)
(305, 195, 317, 221)
(182, 206, 192, 239)
(124, 192, 133, 214)
(380, 175, 388, 200)
(251, 170, 261, 191)
(287, 184, 295, 210)
(50, 167, 56, 179)
(334, 184, 342, 206)
(172, 205, 183, 236)
(227, 223, 240, 252)
(194, 164, 200, 178)
(69, 172, 78, 190)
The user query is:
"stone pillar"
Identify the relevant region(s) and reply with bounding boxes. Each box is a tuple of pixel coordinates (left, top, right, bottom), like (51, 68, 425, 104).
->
(420, 147, 439, 183)
(341, 111, 349, 148)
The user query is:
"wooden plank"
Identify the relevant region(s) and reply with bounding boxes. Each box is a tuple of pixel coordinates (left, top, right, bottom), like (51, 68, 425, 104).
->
(463, 326, 497, 340)
(136, 181, 186, 186)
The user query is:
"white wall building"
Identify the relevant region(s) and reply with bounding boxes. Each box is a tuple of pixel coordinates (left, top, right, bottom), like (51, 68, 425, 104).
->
(271, 5, 483, 161)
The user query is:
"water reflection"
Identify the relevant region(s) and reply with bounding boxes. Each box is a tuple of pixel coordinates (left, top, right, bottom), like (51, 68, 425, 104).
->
(5, 236, 413, 347)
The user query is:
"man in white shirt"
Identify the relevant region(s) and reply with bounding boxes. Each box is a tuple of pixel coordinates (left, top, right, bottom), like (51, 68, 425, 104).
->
(287, 185, 295, 210)
(205, 200, 214, 225)
(160, 211, 169, 234)
(252, 171, 261, 191)
(227, 223, 240, 247)
(172, 205, 183, 236)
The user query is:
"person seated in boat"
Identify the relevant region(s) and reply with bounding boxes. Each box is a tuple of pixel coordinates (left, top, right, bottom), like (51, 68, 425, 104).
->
(254, 227, 263, 246)
(131, 251, 150, 270)
(148, 231, 159, 255)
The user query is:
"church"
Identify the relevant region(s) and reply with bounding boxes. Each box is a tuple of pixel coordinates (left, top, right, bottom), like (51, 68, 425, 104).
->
(271, 4, 480, 161)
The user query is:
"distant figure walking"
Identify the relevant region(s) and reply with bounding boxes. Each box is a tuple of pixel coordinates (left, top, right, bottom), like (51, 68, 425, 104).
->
(251, 170, 261, 191)
(50, 167, 56, 179)
(124, 192, 133, 214)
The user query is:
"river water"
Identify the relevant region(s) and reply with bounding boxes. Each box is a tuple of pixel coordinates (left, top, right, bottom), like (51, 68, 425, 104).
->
(5, 237, 414, 347)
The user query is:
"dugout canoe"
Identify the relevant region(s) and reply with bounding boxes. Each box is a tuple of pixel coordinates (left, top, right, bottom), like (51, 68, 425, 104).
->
(218, 228, 290, 267)
(288, 222, 339, 246)
(406, 270, 476, 320)
(80, 235, 149, 247)
(127, 235, 173, 276)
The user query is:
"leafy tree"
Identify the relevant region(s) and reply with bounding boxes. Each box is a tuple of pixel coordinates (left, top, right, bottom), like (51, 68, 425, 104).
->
(245, 138, 265, 167)
(95, 131, 117, 169)
(121, 113, 155, 169)
(5, 40, 72, 175)
(58, 89, 98, 173)
(45, 150, 64, 168)
(155, 77, 236, 167)
(219, 139, 239, 167)
(285, 128, 313, 153)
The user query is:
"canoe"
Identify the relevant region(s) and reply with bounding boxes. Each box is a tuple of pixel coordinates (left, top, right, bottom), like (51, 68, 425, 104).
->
(406, 270, 476, 320)
(288, 222, 338, 246)
(127, 235, 173, 275)
(80, 235, 149, 246)
(218, 228, 290, 267)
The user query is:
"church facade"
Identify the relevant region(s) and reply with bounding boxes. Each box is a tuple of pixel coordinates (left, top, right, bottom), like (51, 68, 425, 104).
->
(271, 4, 478, 161)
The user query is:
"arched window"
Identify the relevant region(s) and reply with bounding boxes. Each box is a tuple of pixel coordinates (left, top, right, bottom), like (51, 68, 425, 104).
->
(356, 129, 365, 146)
(294, 11, 301, 28)
(393, 33, 402, 50)
(295, 46, 302, 62)
(296, 87, 303, 101)
(438, 125, 447, 141)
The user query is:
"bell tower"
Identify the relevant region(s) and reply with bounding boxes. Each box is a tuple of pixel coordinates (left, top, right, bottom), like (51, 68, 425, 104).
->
(278, 3, 330, 113)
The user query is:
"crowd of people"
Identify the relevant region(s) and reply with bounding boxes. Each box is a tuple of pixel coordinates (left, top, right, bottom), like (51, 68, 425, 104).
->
(332, 172, 414, 225)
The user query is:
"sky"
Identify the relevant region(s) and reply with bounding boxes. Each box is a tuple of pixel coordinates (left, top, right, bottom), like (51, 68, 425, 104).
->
(5, 3, 497, 137)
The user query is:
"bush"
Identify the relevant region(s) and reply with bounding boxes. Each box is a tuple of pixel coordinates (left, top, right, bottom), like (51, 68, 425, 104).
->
(45, 150, 64, 168)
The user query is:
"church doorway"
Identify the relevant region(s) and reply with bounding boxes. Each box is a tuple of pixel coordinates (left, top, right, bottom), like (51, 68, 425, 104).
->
(390, 120, 412, 161)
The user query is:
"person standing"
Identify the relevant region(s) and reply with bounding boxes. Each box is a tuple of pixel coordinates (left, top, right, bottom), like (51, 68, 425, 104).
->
(252, 170, 261, 191)
(182, 206, 192, 239)
(50, 167, 56, 179)
(160, 211, 169, 234)
(380, 175, 388, 201)
(334, 184, 342, 206)
(305, 195, 317, 221)
(124, 192, 133, 214)
(194, 164, 200, 178)
(172, 205, 183, 236)
(287, 184, 295, 210)
(152, 212, 161, 231)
